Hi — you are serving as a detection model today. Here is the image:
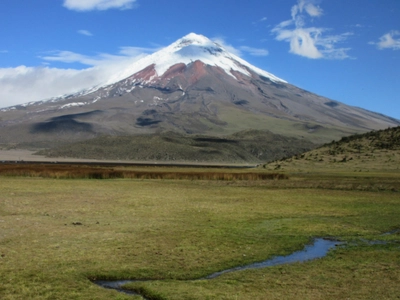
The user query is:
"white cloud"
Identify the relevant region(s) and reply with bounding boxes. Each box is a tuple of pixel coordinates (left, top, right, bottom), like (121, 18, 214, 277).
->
(291, 0, 322, 26)
(273, 0, 351, 60)
(212, 37, 268, 57)
(212, 37, 242, 56)
(41, 51, 105, 66)
(0, 47, 152, 109)
(118, 46, 159, 56)
(0, 66, 102, 108)
(371, 31, 400, 50)
(41, 46, 156, 67)
(303, 1, 323, 17)
(275, 27, 322, 59)
(63, 0, 137, 12)
(240, 46, 269, 56)
(78, 30, 93, 36)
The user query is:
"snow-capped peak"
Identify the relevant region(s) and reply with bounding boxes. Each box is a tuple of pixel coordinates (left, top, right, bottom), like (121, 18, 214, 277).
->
(0, 33, 286, 111)
(106, 33, 286, 85)
(174, 33, 213, 48)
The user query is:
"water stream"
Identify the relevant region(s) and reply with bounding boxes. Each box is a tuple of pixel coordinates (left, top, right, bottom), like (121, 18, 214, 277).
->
(92, 280, 145, 297)
(205, 238, 340, 279)
(92, 229, 399, 297)
(92, 238, 341, 297)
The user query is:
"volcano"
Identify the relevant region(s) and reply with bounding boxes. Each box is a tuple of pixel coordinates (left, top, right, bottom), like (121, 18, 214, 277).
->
(0, 33, 398, 162)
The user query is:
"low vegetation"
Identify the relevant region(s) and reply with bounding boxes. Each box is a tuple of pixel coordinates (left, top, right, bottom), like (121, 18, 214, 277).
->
(0, 164, 287, 180)
(34, 130, 314, 163)
(264, 126, 400, 172)
(0, 167, 399, 299)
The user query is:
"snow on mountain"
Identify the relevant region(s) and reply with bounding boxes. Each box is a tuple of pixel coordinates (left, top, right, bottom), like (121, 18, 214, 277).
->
(1, 33, 286, 111)
(1, 33, 286, 112)
(106, 33, 286, 85)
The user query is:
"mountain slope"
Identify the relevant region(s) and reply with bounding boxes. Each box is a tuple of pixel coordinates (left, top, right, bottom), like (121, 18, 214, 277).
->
(263, 126, 400, 172)
(0, 33, 399, 162)
(35, 130, 315, 163)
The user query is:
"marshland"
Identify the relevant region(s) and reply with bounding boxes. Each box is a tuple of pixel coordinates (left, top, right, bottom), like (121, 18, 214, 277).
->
(0, 161, 399, 299)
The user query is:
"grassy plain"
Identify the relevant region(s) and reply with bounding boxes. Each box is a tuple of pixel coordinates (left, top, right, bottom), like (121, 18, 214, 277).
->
(0, 167, 399, 299)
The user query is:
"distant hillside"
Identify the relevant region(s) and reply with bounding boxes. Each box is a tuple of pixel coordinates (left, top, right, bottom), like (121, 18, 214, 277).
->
(35, 130, 314, 164)
(263, 126, 400, 172)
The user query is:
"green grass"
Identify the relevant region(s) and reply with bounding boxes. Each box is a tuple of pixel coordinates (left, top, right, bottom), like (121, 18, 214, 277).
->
(0, 171, 399, 299)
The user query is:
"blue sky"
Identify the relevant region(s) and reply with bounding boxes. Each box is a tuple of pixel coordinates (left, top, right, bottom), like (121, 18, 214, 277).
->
(0, 0, 399, 119)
